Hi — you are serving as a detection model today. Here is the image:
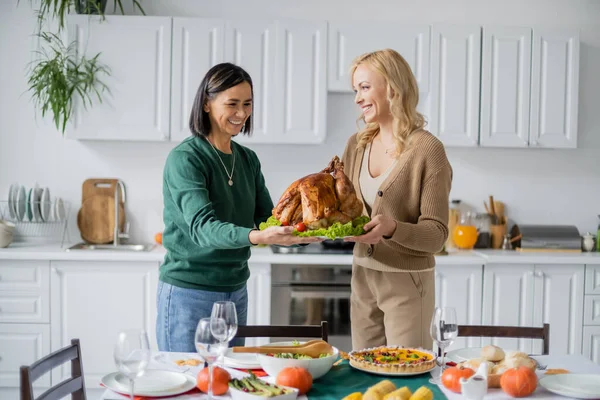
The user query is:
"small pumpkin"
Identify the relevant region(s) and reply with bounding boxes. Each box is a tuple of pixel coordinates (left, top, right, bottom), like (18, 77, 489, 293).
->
(275, 366, 313, 395)
(441, 366, 476, 393)
(500, 366, 538, 397)
(196, 366, 230, 395)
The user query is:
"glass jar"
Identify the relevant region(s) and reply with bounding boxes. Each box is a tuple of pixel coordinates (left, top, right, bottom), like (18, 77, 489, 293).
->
(473, 213, 492, 249)
(452, 212, 479, 250)
(446, 199, 462, 249)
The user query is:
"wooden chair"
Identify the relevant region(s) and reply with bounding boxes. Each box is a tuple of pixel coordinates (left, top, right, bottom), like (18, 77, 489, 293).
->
(457, 323, 550, 355)
(20, 338, 86, 400)
(236, 321, 328, 342)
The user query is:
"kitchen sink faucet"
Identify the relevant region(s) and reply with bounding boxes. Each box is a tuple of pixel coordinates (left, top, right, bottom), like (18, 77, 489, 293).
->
(113, 180, 129, 247)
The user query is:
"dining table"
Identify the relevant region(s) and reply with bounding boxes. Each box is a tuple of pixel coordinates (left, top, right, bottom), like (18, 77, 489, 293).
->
(100, 352, 600, 400)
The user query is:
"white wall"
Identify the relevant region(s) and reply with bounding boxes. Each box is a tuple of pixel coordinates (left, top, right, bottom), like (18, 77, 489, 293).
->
(1, 0, 599, 244)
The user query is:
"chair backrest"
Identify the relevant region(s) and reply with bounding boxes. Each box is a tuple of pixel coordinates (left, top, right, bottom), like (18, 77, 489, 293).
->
(457, 323, 550, 355)
(20, 338, 86, 400)
(236, 321, 328, 342)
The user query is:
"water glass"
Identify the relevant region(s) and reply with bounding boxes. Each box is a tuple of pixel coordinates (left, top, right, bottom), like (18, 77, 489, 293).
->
(113, 329, 151, 400)
(211, 301, 238, 363)
(196, 317, 226, 399)
(429, 307, 458, 385)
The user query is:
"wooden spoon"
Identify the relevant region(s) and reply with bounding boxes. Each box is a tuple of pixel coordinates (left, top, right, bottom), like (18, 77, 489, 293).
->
(232, 340, 334, 359)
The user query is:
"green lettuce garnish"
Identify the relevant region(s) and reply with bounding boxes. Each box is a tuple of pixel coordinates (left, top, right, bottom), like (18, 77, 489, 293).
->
(259, 215, 370, 240)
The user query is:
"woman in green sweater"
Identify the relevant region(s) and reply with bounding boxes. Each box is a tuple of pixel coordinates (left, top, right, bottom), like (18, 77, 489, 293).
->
(343, 49, 453, 351)
(157, 63, 318, 352)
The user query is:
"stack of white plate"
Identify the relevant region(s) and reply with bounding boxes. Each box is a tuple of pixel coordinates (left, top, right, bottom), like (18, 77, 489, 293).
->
(7, 183, 65, 223)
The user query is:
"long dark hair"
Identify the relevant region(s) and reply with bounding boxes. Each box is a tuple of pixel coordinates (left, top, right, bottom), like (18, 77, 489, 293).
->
(189, 63, 254, 137)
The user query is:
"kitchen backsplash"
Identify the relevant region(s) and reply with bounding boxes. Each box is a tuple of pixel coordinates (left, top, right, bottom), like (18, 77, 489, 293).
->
(1, 0, 599, 243)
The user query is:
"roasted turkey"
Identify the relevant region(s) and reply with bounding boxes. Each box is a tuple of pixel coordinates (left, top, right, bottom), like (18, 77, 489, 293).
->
(273, 156, 364, 230)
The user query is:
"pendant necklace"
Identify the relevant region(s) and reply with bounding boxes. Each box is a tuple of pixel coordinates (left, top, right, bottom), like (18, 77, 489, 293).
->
(205, 137, 235, 186)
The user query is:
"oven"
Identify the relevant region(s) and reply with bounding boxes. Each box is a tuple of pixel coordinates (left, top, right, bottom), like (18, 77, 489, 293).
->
(270, 242, 353, 352)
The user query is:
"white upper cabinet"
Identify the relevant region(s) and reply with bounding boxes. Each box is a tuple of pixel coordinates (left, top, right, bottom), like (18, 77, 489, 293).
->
(327, 22, 430, 93)
(480, 26, 532, 147)
(530, 29, 580, 149)
(271, 20, 327, 144)
(66, 16, 172, 141)
(230, 20, 327, 144)
(170, 18, 225, 142)
(224, 20, 277, 143)
(429, 24, 481, 147)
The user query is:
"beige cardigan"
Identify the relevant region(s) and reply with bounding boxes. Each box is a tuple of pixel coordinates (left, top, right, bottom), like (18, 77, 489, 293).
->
(342, 130, 453, 272)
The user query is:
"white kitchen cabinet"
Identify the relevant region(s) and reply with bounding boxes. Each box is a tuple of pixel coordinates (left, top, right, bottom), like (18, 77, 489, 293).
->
(224, 20, 277, 142)
(246, 263, 272, 347)
(271, 20, 327, 144)
(0, 324, 51, 388)
(170, 18, 225, 141)
(585, 265, 600, 295)
(482, 263, 585, 356)
(66, 15, 172, 141)
(428, 24, 481, 147)
(583, 326, 600, 364)
(479, 26, 532, 147)
(530, 29, 580, 149)
(327, 22, 430, 93)
(230, 19, 328, 144)
(482, 264, 535, 353)
(435, 264, 484, 351)
(50, 261, 160, 388)
(532, 264, 584, 356)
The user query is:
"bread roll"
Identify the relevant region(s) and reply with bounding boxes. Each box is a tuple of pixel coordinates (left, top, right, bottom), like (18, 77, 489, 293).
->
(481, 345, 505, 362)
(501, 356, 536, 370)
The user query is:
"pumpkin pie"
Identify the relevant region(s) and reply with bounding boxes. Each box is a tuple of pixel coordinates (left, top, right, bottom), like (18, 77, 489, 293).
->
(349, 346, 436, 374)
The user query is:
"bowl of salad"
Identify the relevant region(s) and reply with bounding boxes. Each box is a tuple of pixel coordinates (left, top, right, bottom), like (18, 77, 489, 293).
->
(256, 341, 339, 379)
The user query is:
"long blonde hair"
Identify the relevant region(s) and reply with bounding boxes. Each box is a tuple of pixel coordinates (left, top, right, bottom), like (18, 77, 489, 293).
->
(350, 49, 425, 156)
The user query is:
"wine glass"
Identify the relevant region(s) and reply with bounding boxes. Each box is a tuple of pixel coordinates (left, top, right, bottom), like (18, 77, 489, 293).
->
(113, 329, 151, 400)
(196, 317, 227, 399)
(211, 301, 238, 364)
(429, 307, 458, 385)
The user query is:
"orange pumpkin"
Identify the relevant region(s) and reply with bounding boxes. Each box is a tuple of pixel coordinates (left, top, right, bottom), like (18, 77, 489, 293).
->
(275, 367, 313, 395)
(441, 366, 476, 393)
(500, 366, 538, 397)
(196, 366, 230, 395)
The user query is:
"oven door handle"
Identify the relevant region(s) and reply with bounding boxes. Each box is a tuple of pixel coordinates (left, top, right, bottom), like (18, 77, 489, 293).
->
(272, 282, 350, 287)
(288, 285, 351, 300)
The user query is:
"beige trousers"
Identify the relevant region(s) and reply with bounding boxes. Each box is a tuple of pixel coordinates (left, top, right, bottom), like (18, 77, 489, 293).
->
(350, 263, 435, 351)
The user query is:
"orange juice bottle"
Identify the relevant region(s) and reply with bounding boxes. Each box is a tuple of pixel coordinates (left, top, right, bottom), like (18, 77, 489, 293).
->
(453, 212, 479, 249)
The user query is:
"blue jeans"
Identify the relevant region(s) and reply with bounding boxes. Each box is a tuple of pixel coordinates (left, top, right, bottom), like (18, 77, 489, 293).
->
(156, 281, 248, 352)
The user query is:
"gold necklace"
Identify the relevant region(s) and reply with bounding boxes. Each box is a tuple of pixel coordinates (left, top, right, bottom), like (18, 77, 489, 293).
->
(377, 136, 396, 154)
(205, 137, 235, 186)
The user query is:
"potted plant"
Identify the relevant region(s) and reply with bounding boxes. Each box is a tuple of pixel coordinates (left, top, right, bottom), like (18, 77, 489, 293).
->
(36, 0, 145, 31)
(26, 32, 111, 134)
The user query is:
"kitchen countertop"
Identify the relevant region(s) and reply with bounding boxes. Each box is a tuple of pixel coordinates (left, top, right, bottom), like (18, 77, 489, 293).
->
(2, 242, 600, 265)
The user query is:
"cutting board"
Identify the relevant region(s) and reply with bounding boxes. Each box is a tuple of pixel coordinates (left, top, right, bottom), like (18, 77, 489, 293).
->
(77, 195, 125, 244)
(77, 179, 126, 244)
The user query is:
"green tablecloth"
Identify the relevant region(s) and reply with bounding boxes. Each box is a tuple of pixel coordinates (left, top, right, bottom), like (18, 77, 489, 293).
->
(308, 361, 447, 399)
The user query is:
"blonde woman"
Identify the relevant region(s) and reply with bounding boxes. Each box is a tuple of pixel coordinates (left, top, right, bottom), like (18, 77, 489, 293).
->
(343, 49, 452, 351)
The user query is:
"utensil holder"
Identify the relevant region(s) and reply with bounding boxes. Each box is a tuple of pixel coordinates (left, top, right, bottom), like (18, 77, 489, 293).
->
(490, 218, 507, 249)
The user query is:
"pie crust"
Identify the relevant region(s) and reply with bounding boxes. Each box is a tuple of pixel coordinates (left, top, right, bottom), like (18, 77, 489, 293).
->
(349, 346, 437, 374)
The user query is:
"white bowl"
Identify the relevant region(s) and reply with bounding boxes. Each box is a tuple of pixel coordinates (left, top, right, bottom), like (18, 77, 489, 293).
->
(0, 220, 15, 234)
(256, 341, 339, 380)
(0, 232, 13, 248)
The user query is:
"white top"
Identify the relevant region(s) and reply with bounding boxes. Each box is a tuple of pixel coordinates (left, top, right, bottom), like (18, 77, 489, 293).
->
(359, 143, 397, 209)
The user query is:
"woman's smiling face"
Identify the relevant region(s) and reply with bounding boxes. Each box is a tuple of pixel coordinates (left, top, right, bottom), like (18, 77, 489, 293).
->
(204, 81, 253, 137)
(352, 63, 391, 125)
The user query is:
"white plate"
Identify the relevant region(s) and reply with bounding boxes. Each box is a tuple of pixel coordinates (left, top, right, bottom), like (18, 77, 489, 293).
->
(101, 370, 196, 397)
(349, 360, 435, 376)
(539, 374, 600, 399)
(15, 186, 26, 222)
(224, 349, 261, 369)
(54, 197, 65, 222)
(445, 347, 484, 363)
(30, 186, 42, 222)
(7, 183, 18, 219)
(39, 188, 50, 222)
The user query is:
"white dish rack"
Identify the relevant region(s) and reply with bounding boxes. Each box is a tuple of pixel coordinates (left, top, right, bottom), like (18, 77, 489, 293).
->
(0, 200, 71, 246)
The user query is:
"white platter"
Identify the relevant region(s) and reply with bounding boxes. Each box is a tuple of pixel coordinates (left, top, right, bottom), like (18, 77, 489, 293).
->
(101, 370, 196, 397)
(539, 374, 600, 399)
